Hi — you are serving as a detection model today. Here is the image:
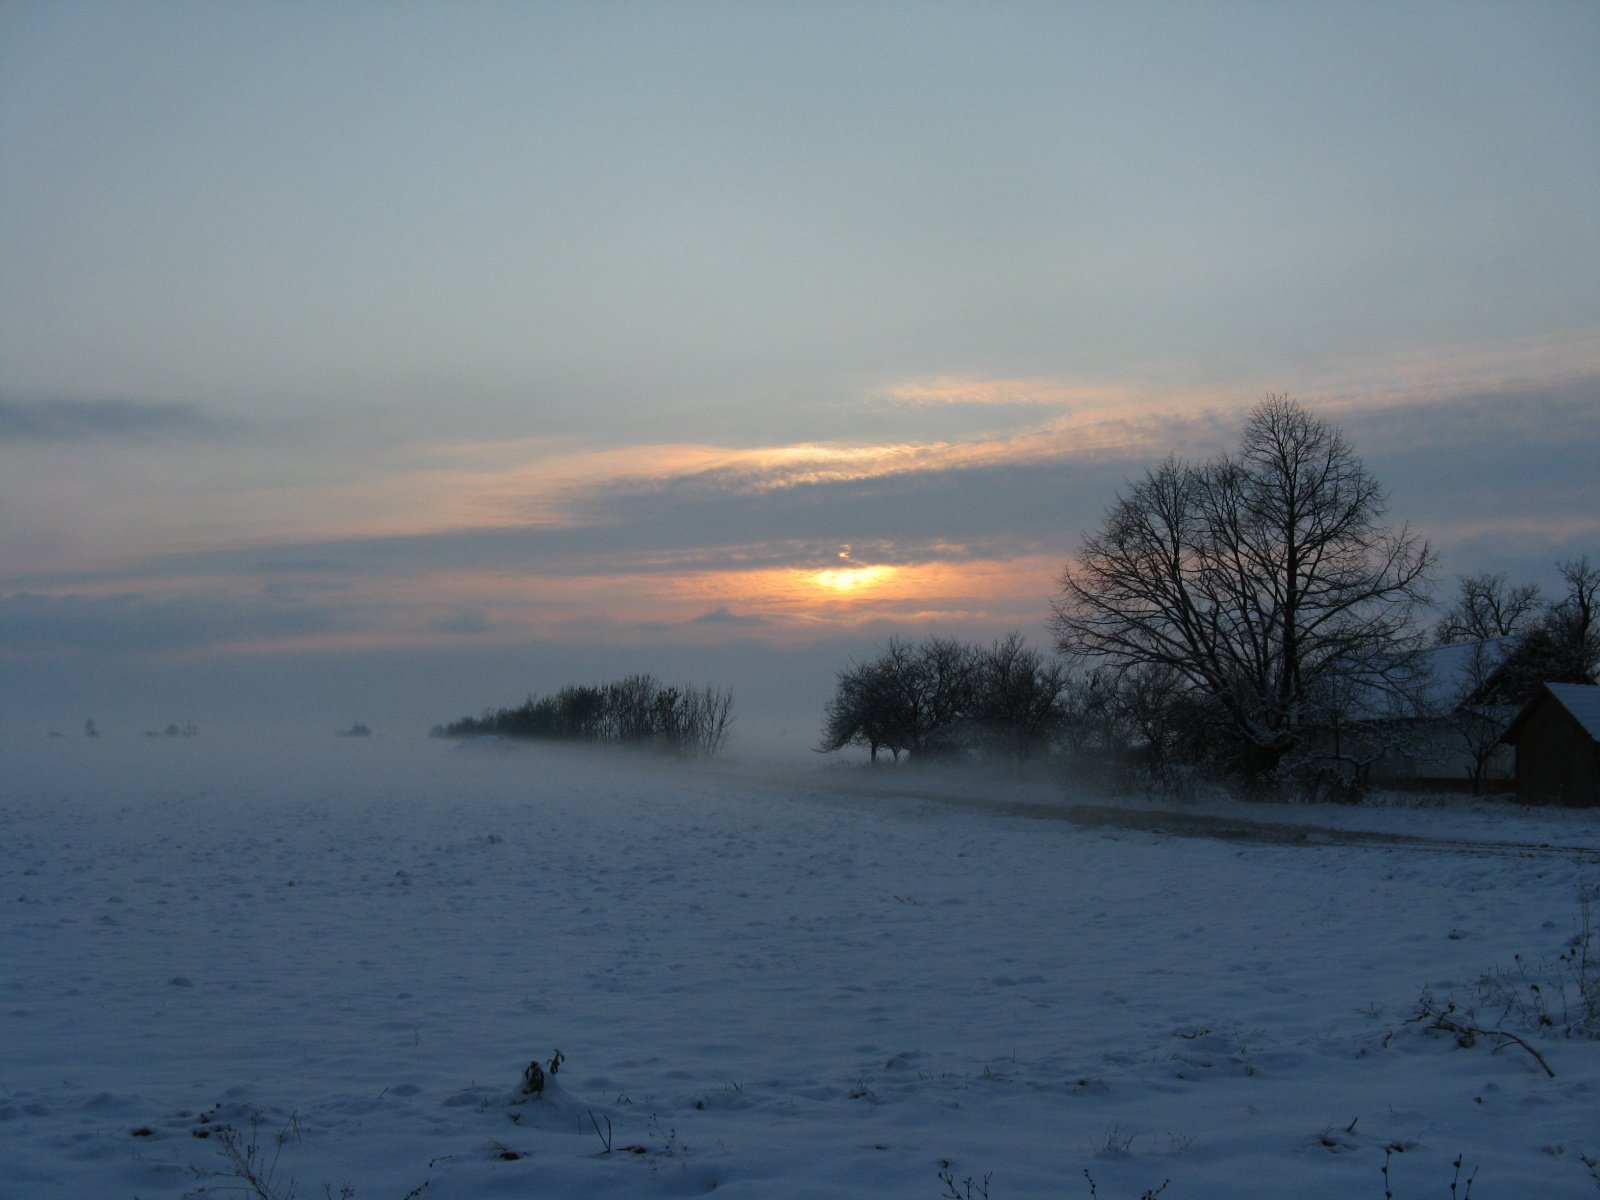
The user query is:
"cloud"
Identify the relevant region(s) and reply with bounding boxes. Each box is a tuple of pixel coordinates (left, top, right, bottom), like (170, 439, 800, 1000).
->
(428, 612, 493, 635)
(0, 590, 356, 655)
(0, 398, 236, 443)
(3, 374, 1594, 661)
(689, 607, 768, 627)
(882, 378, 1136, 408)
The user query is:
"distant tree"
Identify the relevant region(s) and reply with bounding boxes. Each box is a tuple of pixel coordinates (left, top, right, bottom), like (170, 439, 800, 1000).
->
(1436, 639, 1519, 794)
(820, 634, 1070, 764)
(968, 633, 1070, 760)
(818, 636, 977, 762)
(1049, 396, 1435, 786)
(1435, 572, 1543, 644)
(1480, 555, 1600, 703)
(1424, 558, 1598, 792)
(818, 647, 908, 763)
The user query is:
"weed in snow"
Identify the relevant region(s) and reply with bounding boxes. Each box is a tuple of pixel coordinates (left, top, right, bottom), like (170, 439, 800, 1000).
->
(1093, 1123, 1139, 1157)
(519, 1048, 565, 1099)
(1581, 1154, 1600, 1195)
(183, 1111, 295, 1200)
(1082, 1169, 1169, 1199)
(1407, 990, 1557, 1077)
(1380, 1147, 1477, 1200)
(938, 1167, 992, 1199)
(1476, 883, 1600, 1039)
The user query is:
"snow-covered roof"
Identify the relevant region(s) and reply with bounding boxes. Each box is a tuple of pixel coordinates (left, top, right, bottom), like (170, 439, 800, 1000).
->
(1330, 638, 1513, 722)
(1411, 637, 1513, 710)
(1544, 682, 1600, 741)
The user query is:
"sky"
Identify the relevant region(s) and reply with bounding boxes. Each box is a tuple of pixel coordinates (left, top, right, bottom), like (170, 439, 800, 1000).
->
(2, 0, 1597, 742)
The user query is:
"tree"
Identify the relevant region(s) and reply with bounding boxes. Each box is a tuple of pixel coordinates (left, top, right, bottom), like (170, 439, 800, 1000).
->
(818, 647, 907, 763)
(1049, 396, 1434, 785)
(1478, 555, 1600, 702)
(818, 636, 977, 762)
(1424, 560, 1598, 792)
(819, 634, 1068, 763)
(1435, 572, 1542, 644)
(1429, 571, 1542, 793)
(968, 633, 1071, 761)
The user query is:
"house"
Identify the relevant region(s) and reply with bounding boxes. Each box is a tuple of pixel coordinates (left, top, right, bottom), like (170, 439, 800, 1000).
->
(1320, 638, 1518, 791)
(1498, 682, 1600, 807)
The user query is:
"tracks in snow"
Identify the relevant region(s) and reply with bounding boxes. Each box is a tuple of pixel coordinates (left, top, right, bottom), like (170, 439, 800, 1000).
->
(698, 765, 1600, 861)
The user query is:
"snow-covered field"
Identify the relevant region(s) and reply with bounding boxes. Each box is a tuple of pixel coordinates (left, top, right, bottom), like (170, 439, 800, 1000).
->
(3, 734, 1598, 1200)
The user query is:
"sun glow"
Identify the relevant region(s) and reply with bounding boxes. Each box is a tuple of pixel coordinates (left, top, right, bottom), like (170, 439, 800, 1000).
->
(812, 565, 895, 592)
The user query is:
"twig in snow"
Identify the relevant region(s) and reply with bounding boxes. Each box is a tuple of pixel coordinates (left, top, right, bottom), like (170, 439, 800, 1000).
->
(1082, 1172, 1169, 1200)
(1449, 1154, 1479, 1199)
(938, 1169, 991, 1199)
(199, 1113, 295, 1200)
(588, 1110, 613, 1154)
(1409, 994, 1556, 1077)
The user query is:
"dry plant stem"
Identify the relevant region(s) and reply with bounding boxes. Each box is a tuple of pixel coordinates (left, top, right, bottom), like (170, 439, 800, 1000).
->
(589, 1110, 613, 1154)
(1580, 1154, 1600, 1195)
(211, 1115, 294, 1200)
(938, 1169, 991, 1200)
(1410, 1000, 1557, 1078)
(1082, 1171, 1169, 1200)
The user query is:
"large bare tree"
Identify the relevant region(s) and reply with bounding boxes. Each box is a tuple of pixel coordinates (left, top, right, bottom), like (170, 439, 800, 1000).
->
(1049, 396, 1434, 782)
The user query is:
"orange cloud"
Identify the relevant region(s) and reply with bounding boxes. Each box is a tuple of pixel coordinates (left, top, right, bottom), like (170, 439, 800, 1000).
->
(883, 377, 1137, 407)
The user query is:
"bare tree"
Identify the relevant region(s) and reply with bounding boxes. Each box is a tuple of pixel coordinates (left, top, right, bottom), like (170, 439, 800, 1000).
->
(818, 648, 908, 763)
(1049, 396, 1434, 785)
(1482, 555, 1600, 701)
(969, 633, 1070, 761)
(1435, 572, 1543, 644)
(819, 637, 977, 762)
(821, 634, 1068, 763)
(1437, 639, 1518, 793)
(433, 675, 733, 757)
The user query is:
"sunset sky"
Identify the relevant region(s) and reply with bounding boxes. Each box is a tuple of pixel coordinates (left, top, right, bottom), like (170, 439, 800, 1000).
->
(2, 1, 1596, 741)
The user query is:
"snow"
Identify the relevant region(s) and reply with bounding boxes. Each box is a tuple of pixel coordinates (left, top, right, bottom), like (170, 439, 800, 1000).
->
(2, 733, 1599, 1199)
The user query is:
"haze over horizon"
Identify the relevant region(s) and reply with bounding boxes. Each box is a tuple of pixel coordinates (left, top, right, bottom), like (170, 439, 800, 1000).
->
(3, 1, 1596, 741)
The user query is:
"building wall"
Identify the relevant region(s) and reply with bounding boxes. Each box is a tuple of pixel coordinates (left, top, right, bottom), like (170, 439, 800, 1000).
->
(1514, 701, 1600, 807)
(1363, 718, 1513, 787)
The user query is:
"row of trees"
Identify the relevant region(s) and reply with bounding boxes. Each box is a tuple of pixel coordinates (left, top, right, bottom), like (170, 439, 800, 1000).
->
(434, 675, 733, 758)
(819, 397, 1596, 797)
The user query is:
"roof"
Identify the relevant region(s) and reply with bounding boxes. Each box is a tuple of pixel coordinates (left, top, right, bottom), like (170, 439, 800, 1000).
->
(1331, 637, 1513, 723)
(1500, 682, 1600, 745)
(1545, 683, 1600, 740)
(1413, 637, 1514, 710)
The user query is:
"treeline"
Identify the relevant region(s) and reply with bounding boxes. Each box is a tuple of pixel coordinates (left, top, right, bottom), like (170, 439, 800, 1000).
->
(820, 399, 1597, 799)
(432, 675, 733, 758)
(817, 633, 1240, 783)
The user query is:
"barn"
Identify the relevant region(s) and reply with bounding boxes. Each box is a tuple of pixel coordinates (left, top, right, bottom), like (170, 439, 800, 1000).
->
(1498, 682, 1600, 807)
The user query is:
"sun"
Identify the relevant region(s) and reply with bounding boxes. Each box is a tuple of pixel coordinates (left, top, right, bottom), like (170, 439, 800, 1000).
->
(812, 565, 894, 592)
